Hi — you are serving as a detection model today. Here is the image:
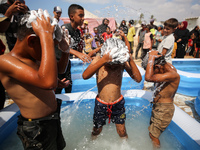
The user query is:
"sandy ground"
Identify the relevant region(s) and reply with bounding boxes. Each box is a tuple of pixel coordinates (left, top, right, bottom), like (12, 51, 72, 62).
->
(2, 37, 200, 123)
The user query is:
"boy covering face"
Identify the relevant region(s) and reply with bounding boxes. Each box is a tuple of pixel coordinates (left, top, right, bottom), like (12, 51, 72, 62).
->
(143, 50, 180, 148)
(0, 10, 70, 149)
(83, 31, 142, 139)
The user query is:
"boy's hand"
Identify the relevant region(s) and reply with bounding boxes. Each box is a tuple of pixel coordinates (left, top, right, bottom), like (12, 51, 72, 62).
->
(5, 1, 27, 18)
(57, 78, 70, 88)
(118, 30, 125, 37)
(102, 52, 112, 63)
(58, 27, 70, 53)
(75, 52, 92, 63)
(149, 50, 162, 58)
(31, 10, 55, 38)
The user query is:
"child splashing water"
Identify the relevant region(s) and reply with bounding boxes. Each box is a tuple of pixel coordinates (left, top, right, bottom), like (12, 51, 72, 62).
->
(82, 30, 142, 139)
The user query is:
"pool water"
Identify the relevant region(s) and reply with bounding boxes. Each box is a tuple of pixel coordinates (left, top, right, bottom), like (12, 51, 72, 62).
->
(173, 60, 200, 74)
(0, 98, 184, 150)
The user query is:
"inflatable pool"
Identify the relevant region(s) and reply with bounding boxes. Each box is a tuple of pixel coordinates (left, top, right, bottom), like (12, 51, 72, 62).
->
(0, 90, 200, 149)
(195, 90, 200, 117)
(172, 59, 200, 97)
(1, 59, 200, 149)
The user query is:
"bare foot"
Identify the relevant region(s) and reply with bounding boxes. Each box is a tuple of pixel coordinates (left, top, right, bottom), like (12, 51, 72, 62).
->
(149, 132, 160, 148)
(91, 127, 102, 140)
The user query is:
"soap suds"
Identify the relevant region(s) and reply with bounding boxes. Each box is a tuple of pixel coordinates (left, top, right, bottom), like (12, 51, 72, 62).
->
(101, 38, 130, 64)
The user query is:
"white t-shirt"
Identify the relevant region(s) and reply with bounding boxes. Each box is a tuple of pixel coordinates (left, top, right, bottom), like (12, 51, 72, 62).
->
(157, 33, 174, 63)
(58, 19, 64, 26)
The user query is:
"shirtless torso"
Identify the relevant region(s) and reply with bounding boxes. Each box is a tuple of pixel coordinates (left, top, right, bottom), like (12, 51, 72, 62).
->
(153, 76, 179, 103)
(97, 61, 124, 102)
(0, 53, 57, 119)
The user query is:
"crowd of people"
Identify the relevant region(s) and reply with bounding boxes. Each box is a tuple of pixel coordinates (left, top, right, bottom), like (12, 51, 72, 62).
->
(0, 0, 199, 149)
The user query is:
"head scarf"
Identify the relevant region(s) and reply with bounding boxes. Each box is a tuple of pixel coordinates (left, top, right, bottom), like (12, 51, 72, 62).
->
(180, 21, 188, 30)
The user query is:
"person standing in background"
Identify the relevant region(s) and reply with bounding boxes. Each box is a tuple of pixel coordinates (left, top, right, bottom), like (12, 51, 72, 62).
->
(119, 20, 128, 36)
(53, 6, 64, 26)
(97, 18, 109, 35)
(0, 0, 29, 51)
(127, 19, 135, 55)
(91, 27, 101, 49)
(53, 5, 71, 94)
(135, 22, 146, 60)
(141, 25, 153, 60)
(174, 21, 190, 58)
(59, 4, 92, 94)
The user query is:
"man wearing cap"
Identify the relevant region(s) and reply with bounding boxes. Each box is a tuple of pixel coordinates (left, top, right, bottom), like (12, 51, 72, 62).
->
(53, 6, 64, 26)
(135, 22, 146, 59)
(83, 20, 89, 34)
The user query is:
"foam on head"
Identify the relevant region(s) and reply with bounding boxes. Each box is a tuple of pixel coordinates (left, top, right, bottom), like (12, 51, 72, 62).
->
(101, 38, 130, 64)
(20, 8, 64, 42)
(141, 52, 166, 70)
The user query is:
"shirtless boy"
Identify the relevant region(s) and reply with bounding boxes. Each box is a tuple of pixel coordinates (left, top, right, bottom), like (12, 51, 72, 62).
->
(142, 50, 180, 148)
(0, 10, 70, 150)
(82, 30, 142, 139)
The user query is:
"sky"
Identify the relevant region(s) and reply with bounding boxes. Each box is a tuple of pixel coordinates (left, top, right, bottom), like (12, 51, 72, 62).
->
(1, 0, 200, 24)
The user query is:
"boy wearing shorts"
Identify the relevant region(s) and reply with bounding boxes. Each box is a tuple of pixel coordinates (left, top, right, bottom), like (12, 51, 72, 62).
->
(142, 50, 180, 148)
(82, 30, 142, 139)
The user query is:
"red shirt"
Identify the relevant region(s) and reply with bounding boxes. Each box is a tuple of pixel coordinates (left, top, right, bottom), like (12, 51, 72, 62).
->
(102, 32, 113, 41)
(188, 39, 193, 47)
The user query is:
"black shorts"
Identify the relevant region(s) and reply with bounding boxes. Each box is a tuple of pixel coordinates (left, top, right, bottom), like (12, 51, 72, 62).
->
(93, 95, 126, 128)
(17, 99, 66, 150)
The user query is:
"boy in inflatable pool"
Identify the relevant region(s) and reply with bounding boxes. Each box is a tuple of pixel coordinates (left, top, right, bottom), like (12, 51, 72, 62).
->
(142, 50, 180, 148)
(0, 9, 70, 149)
(82, 30, 142, 139)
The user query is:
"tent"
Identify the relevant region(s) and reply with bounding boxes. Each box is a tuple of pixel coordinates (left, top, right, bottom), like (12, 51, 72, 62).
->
(60, 9, 117, 33)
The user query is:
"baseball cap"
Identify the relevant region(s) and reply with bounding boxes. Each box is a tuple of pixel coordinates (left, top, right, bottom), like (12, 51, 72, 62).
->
(84, 20, 88, 24)
(54, 6, 62, 13)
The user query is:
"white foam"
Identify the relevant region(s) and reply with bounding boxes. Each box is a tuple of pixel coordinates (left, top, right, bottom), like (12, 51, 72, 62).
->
(101, 38, 129, 64)
(25, 9, 64, 42)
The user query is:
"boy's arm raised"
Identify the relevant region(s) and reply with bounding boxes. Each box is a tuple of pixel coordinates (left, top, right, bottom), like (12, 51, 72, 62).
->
(82, 53, 112, 79)
(145, 51, 179, 83)
(125, 55, 142, 83)
(0, 14, 57, 89)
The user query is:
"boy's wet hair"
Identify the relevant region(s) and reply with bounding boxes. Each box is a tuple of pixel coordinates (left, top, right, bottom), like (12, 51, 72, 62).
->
(164, 18, 178, 29)
(68, 4, 84, 18)
(141, 52, 166, 70)
(17, 12, 34, 41)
